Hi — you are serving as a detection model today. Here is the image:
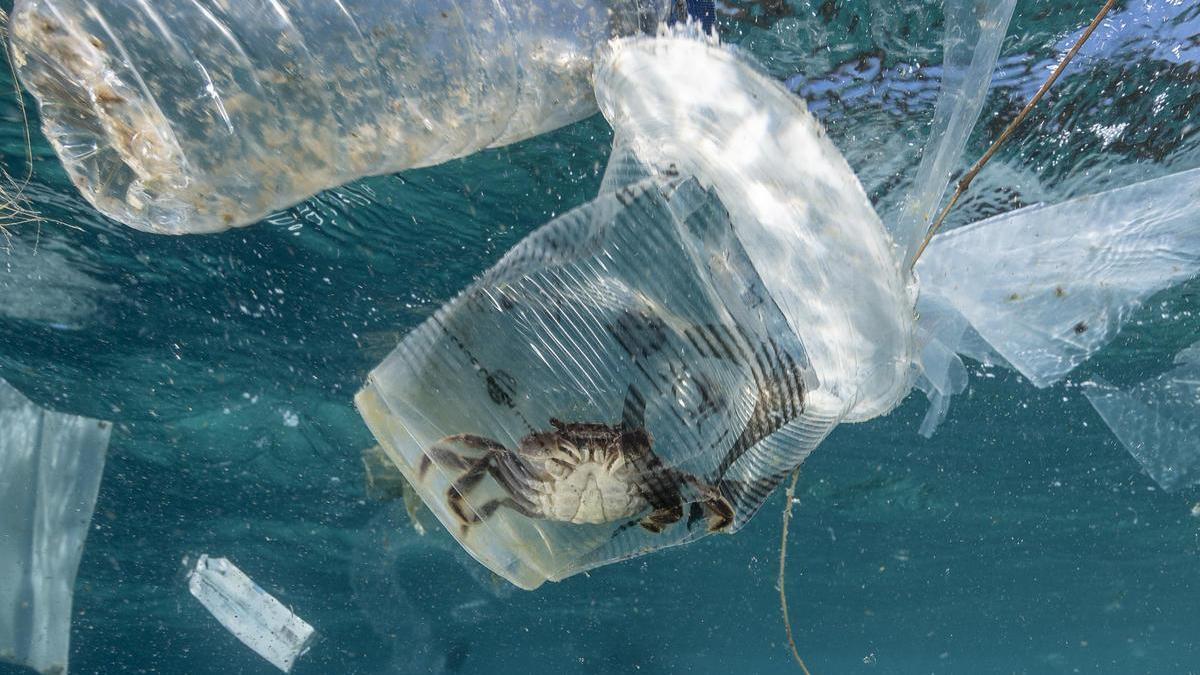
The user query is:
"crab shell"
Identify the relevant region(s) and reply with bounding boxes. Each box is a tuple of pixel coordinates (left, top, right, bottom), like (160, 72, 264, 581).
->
(524, 428, 653, 524)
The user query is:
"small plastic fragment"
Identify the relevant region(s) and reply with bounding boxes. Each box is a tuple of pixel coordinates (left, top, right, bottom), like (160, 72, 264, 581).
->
(187, 555, 316, 673)
(0, 378, 110, 675)
(1083, 344, 1200, 491)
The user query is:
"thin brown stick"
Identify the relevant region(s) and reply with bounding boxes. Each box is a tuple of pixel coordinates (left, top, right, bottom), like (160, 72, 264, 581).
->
(778, 467, 812, 674)
(909, 0, 1118, 267)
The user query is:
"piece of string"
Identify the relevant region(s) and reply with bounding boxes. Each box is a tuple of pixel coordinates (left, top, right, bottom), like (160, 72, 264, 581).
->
(909, 0, 1118, 267)
(778, 466, 811, 674)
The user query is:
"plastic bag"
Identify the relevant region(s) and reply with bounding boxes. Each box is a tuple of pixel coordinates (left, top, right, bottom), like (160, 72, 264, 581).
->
(917, 167, 1200, 388)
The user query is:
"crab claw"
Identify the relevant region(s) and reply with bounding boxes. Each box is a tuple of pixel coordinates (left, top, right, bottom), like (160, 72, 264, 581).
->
(700, 487, 735, 532)
(639, 503, 684, 533)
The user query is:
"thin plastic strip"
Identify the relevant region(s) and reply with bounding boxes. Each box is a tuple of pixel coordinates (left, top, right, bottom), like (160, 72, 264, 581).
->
(890, 0, 1017, 266)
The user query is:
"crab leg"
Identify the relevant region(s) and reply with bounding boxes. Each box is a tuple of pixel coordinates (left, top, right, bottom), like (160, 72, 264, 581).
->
(679, 474, 736, 532)
(438, 448, 544, 530)
(639, 504, 684, 533)
(419, 434, 508, 479)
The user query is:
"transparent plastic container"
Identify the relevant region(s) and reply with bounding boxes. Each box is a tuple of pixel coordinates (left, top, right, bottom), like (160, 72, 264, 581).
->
(9, 0, 669, 233)
(356, 31, 914, 589)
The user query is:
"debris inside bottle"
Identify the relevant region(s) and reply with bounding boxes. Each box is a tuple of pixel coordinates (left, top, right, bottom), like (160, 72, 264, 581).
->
(7, 0, 670, 233)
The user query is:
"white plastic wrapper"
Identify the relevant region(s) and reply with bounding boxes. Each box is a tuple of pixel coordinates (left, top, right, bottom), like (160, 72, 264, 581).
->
(0, 378, 111, 675)
(8, 0, 670, 233)
(188, 555, 316, 673)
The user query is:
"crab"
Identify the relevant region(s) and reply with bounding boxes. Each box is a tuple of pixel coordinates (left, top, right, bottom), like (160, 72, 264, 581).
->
(417, 418, 735, 536)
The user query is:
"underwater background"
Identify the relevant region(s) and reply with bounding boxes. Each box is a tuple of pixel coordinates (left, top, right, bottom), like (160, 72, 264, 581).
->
(1, 0, 1199, 672)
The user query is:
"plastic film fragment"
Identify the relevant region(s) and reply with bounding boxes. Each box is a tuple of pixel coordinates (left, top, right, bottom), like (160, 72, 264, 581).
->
(0, 378, 110, 675)
(917, 167, 1200, 389)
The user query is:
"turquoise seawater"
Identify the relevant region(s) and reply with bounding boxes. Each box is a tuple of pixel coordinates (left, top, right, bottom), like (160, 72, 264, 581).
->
(2, 0, 1199, 673)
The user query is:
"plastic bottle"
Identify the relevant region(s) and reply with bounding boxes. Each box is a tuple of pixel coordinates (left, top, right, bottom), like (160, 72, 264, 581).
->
(9, 0, 669, 233)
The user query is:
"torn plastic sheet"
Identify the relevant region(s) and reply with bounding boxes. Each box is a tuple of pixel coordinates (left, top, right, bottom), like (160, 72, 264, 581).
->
(917, 167, 1200, 390)
(348, 13, 1197, 589)
(1083, 344, 1200, 492)
(912, 294, 971, 438)
(188, 555, 316, 673)
(0, 378, 111, 675)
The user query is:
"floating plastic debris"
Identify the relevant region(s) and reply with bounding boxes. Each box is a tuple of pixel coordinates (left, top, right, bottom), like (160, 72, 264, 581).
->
(887, 0, 1017, 266)
(1083, 343, 1200, 491)
(8, 0, 671, 233)
(187, 555, 316, 673)
(357, 30, 913, 589)
(349, 506, 513, 673)
(0, 377, 110, 675)
(916, 167, 1200, 389)
(358, 25, 1200, 589)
